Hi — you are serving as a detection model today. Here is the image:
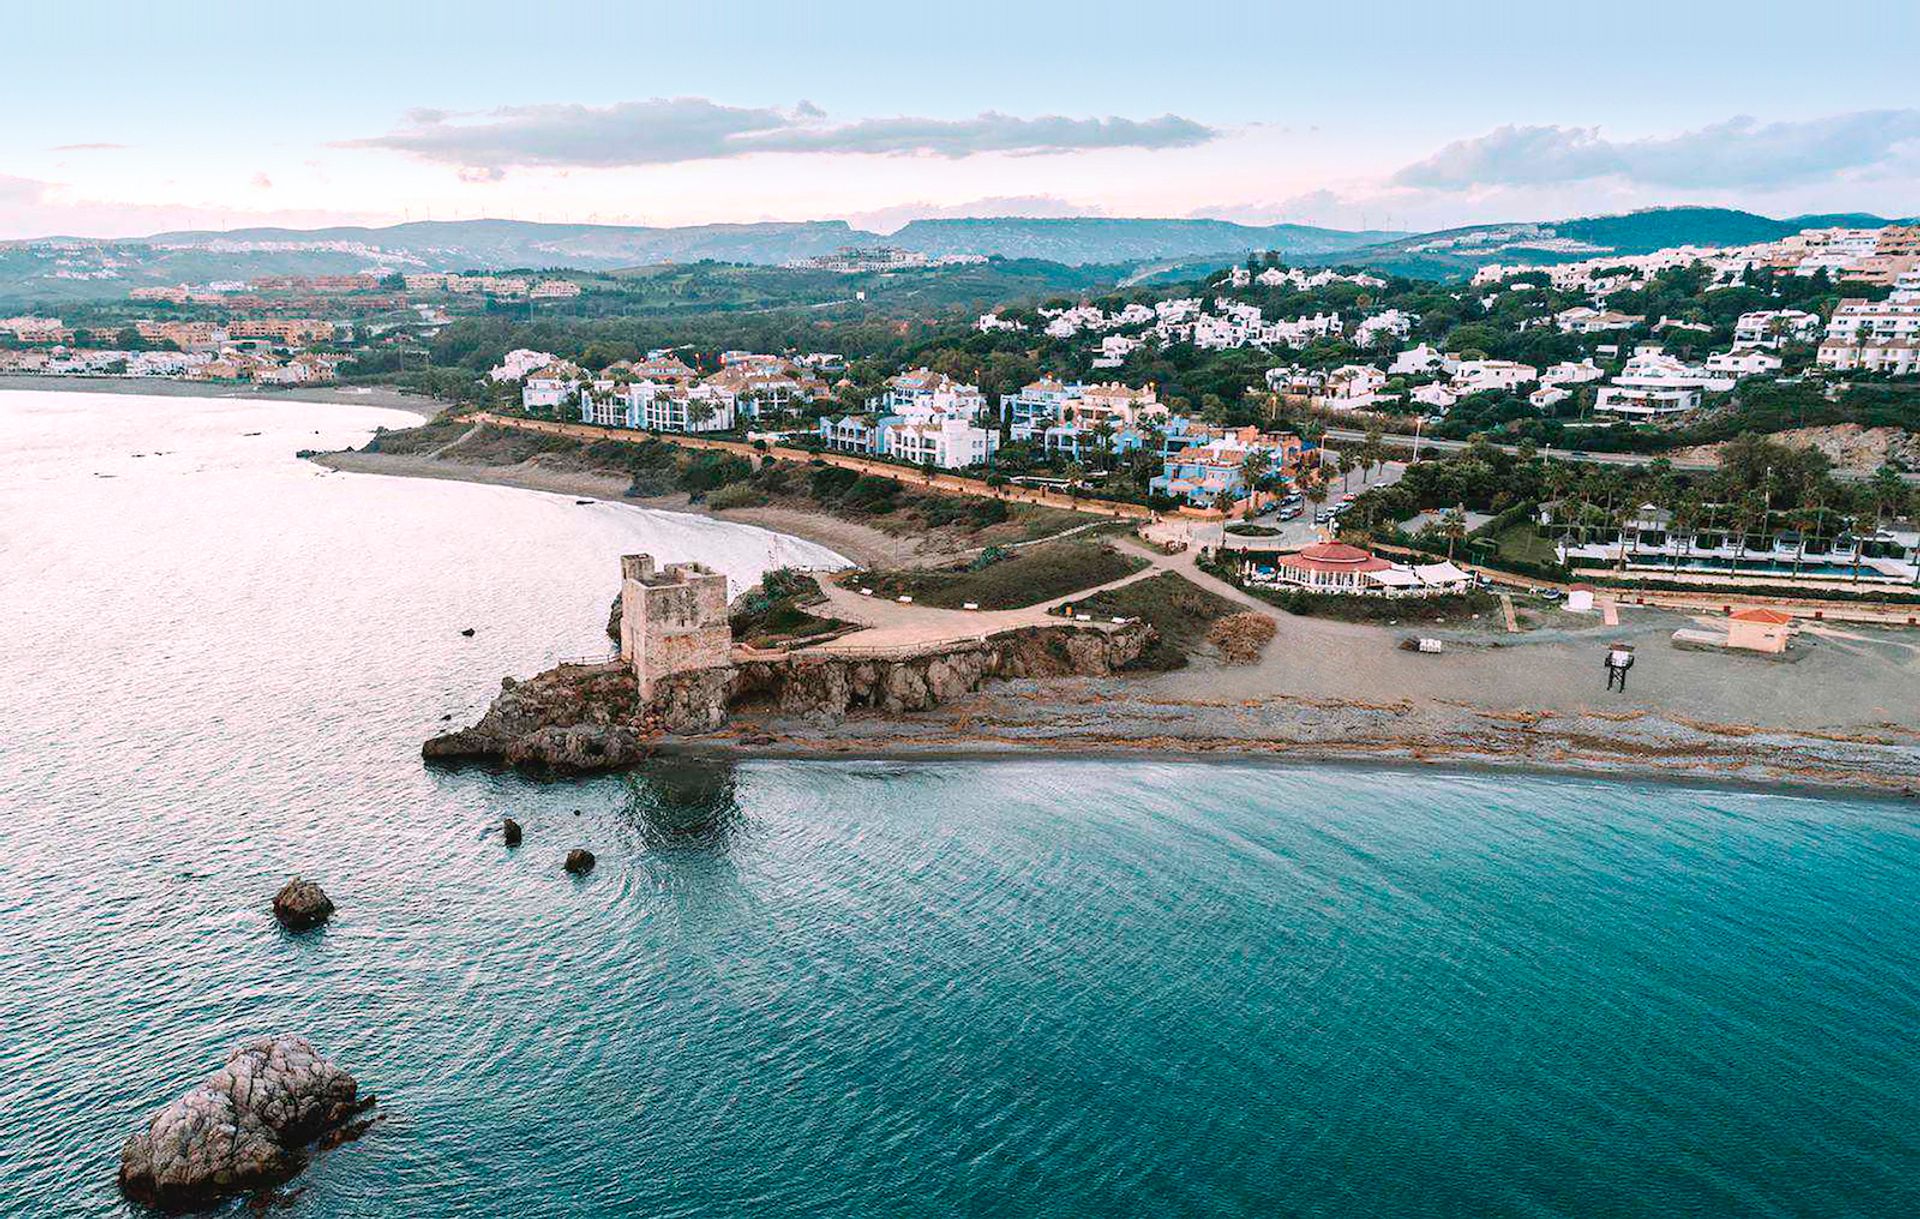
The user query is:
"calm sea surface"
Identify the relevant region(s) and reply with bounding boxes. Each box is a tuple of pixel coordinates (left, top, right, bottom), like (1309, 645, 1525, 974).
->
(3, 388, 1918, 1218)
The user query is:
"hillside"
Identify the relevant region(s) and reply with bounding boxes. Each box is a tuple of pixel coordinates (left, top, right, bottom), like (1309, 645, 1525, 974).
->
(1301, 206, 1910, 279)
(885, 217, 1407, 264)
(138, 218, 865, 269)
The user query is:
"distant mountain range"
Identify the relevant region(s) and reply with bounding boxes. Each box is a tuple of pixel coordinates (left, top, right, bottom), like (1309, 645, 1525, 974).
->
(1289, 207, 1916, 279)
(1, 207, 1911, 302)
(119, 215, 1405, 269)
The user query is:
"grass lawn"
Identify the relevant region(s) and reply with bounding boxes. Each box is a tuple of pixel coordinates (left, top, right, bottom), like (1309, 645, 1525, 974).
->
(856, 541, 1146, 610)
(1491, 522, 1562, 567)
(1241, 585, 1504, 624)
(1067, 572, 1249, 670)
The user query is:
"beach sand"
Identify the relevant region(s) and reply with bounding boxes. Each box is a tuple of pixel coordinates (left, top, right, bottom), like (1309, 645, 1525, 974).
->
(313, 446, 930, 568)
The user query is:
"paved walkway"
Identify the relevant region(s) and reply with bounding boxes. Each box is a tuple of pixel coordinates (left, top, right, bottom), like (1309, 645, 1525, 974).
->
(798, 556, 1169, 656)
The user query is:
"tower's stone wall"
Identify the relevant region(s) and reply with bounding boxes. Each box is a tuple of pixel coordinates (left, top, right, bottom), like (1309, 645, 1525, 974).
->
(618, 554, 732, 702)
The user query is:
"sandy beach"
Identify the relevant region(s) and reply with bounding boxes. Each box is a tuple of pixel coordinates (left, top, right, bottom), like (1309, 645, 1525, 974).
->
(312, 446, 929, 568)
(0, 374, 442, 417)
(684, 584, 1920, 794)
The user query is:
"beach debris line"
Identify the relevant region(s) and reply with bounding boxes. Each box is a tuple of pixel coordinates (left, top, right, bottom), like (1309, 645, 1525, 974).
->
(118, 1034, 374, 1210)
(271, 876, 334, 931)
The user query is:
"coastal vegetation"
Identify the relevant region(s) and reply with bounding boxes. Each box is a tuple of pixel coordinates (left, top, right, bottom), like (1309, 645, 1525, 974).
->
(349, 420, 1084, 550)
(728, 569, 849, 648)
(1064, 572, 1254, 670)
(851, 541, 1145, 610)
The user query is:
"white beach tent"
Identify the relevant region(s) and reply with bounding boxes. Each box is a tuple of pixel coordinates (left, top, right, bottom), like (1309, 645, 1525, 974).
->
(1413, 561, 1471, 592)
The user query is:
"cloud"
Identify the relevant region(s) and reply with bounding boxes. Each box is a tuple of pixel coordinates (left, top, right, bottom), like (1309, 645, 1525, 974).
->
(348, 97, 1218, 174)
(1393, 110, 1920, 191)
(51, 142, 129, 152)
(250, 172, 273, 190)
(0, 173, 386, 241)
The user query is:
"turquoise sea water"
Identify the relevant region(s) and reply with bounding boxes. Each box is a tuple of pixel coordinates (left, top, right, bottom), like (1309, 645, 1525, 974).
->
(3, 390, 1918, 1217)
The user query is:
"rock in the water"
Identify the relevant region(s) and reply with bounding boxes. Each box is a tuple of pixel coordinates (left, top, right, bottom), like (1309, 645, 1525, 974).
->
(117, 1034, 370, 1210)
(460, 627, 476, 637)
(502, 818, 523, 847)
(564, 849, 596, 875)
(272, 877, 334, 931)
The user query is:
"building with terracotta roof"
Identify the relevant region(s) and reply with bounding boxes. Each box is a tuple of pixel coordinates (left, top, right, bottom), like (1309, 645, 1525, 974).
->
(1241, 542, 1469, 596)
(1727, 607, 1794, 653)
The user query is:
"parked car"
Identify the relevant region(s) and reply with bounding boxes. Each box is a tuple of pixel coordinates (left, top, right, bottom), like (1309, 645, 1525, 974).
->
(1278, 506, 1302, 521)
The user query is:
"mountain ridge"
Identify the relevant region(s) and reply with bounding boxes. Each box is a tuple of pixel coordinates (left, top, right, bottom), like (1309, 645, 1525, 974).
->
(0, 207, 1910, 302)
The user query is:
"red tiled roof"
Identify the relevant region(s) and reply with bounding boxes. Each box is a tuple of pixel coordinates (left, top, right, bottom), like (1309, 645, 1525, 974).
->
(1276, 542, 1394, 575)
(1731, 607, 1793, 625)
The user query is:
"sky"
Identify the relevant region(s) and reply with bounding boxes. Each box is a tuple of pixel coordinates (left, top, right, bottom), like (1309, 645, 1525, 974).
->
(3, 0, 1918, 240)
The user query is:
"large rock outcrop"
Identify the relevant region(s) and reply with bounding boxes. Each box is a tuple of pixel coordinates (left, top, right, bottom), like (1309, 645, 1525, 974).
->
(423, 662, 649, 771)
(717, 622, 1152, 721)
(118, 1035, 371, 1210)
(427, 623, 1152, 772)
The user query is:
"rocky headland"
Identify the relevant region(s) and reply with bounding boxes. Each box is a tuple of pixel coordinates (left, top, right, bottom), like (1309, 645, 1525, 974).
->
(424, 621, 1152, 772)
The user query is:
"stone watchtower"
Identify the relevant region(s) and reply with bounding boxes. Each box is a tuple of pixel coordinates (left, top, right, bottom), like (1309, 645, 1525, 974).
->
(619, 554, 734, 702)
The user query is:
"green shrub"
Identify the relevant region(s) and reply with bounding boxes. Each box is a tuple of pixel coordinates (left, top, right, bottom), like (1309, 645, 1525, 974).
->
(707, 482, 770, 510)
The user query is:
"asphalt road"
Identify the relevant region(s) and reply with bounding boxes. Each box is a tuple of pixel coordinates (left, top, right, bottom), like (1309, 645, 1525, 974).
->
(1318, 426, 1918, 483)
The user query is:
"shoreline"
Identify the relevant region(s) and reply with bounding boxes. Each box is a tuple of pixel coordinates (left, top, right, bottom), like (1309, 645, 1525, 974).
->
(0, 374, 442, 417)
(641, 737, 1920, 804)
(639, 679, 1920, 800)
(296, 415, 1916, 801)
(312, 446, 934, 568)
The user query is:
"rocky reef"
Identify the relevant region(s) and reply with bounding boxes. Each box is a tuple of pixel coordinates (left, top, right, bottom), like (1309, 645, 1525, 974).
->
(118, 1034, 372, 1210)
(425, 622, 1151, 772)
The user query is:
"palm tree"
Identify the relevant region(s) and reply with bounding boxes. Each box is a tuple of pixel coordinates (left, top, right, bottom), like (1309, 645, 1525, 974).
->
(1240, 450, 1271, 508)
(1361, 426, 1385, 482)
(1063, 461, 1086, 502)
(1440, 505, 1468, 561)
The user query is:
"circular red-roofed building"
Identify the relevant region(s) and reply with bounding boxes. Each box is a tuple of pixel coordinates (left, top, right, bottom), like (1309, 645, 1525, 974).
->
(1270, 541, 1396, 592)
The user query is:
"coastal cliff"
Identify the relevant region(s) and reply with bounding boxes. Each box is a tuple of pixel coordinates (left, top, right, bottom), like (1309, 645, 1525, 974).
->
(424, 622, 1153, 771)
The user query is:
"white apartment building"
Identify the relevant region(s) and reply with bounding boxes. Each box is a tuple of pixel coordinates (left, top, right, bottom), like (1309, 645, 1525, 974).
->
(1703, 349, 1783, 378)
(1354, 309, 1417, 348)
(882, 416, 997, 469)
(1323, 364, 1387, 408)
(1817, 339, 1920, 376)
(1733, 309, 1820, 347)
(1594, 384, 1703, 417)
(1450, 359, 1538, 394)
(1389, 343, 1451, 376)
(1541, 359, 1605, 385)
(1818, 280, 1920, 373)
(586, 381, 736, 432)
(488, 348, 556, 382)
(1556, 307, 1645, 335)
(521, 371, 580, 410)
